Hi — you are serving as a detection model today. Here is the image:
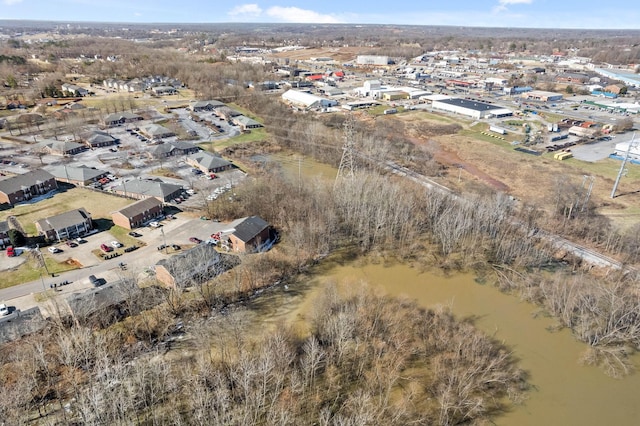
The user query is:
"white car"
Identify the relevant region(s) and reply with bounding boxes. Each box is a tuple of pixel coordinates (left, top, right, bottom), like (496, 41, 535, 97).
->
(110, 241, 123, 248)
(149, 221, 160, 228)
(0, 304, 9, 316)
(48, 246, 61, 253)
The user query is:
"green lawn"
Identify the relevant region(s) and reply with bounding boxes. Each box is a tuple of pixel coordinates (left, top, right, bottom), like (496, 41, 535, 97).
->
(1, 254, 79, 289)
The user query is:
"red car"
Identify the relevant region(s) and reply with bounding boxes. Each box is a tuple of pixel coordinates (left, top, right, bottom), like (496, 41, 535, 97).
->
(100, 243, 113, 253)
(6, 246, 15, 257)
(189, 237, 202, 244)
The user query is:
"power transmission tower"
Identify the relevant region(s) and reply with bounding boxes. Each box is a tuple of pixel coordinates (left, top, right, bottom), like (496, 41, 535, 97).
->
(611, 132, 637, 198)
(335, 116, 356, 187)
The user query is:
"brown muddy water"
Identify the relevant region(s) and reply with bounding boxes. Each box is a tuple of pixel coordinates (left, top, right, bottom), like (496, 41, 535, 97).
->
(250, 260, 640, 426)
(255, 152, 640, 424)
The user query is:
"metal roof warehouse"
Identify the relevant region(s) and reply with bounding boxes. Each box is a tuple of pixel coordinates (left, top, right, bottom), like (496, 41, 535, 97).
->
(431, 98, 513, 119)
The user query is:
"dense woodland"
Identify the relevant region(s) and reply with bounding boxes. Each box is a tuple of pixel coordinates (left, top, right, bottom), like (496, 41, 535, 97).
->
(1, 25, 640, 423)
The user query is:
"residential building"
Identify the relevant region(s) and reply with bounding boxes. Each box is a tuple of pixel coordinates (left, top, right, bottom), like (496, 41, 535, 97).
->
(214, 106, 242, 121)
(35, 208, 93, 241)
(231, 115, 263, 131)
(82, 130, 119, 148)
(110, 178, 183, 202)
(0, 170, 58, 205)
(155, 244, 238, 287)
(60, 83, 89, 97)
(152, 141, 200, 158)
(186, 151, 233, 174)
(103, 112, 143, 127)
(47, 165, 109, 186)
(140, 124, 175, 140)
(151, 86, 178, 96)
(191, 100, 224, 112)
(111, 198, 164, 230)
(37, 139, 86, 156)
(227, 216, 272, 253)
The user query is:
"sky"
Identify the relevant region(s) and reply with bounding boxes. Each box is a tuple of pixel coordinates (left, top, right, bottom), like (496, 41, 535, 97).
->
(0, 0, 639, 30)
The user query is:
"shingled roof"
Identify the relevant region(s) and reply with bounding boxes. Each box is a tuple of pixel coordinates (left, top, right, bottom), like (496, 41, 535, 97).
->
(0, 170, 55, 195)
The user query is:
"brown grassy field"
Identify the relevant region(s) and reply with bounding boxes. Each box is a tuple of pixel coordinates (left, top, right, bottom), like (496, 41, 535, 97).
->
(397, 111, 640, 229)
(0, 188, 134, 235)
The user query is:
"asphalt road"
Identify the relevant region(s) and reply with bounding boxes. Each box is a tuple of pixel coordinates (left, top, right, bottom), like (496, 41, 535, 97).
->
(0, 216, 232, 309)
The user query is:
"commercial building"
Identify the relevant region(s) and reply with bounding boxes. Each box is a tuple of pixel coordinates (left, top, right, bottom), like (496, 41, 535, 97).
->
(35, 208, 93, 241)
(521, 90, 564, 102)
(281, 90, 338, 110)
(431, 98, 513, 119)
(356, 55, 391, 66)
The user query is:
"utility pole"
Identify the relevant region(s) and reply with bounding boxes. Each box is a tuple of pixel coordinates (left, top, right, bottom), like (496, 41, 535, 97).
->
(335, 115, 356, 188)
(611, 133, 636, 198)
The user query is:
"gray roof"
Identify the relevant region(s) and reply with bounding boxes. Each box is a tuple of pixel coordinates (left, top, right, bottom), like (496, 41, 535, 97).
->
(38, 140, 85, 153)
(36, 208, 91, 233)
(0, 170, 55, 195)
(156, 245, 239, 286)
(84, 130, 118, 145)
(115, 197, 163, 218)
(47, 165, 107, 182)
(152, 140, 199, 156)
(112, 178, 182, 199)
(188, 151, 232, 170)
(233, 115, 262, 127)
(192, 100, 224, 109)
(141, 123, 174, 137)
(104, 112, 142, 122)
(231, 216, 269, 243)
(0, 221, 8, 234)
(434, 98, 505, 112)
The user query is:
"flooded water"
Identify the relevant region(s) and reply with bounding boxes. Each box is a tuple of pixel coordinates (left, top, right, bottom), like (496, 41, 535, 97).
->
(257, 260, 640, 426)
(258, 151, 640, 425)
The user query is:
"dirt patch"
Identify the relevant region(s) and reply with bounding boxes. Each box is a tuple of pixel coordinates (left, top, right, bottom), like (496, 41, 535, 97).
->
(63, 258, 83, 268)
(414, 136, 511, 192)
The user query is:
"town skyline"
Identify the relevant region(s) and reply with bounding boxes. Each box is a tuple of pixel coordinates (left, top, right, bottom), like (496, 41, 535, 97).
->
(0, 0, 639, 30)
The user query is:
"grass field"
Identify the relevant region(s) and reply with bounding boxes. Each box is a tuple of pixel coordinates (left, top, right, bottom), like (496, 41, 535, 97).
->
(0, 187, 134, 236)
(0, 253, 78, 289)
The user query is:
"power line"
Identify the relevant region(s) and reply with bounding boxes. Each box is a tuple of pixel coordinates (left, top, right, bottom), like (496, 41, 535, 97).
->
(335, 115, 357, 187)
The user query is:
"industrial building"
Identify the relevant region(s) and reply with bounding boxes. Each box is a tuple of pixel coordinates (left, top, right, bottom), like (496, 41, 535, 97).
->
(431, 98, 512, 119)
(614, 141, 640, 160)
(356, 55, 391, 66)
(521, 90, 564, 102)
(281, 90, 338, 110)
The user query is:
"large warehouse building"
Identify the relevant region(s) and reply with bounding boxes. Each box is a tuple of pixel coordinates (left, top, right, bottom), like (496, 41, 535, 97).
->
(281, 90, 338, 110)
(431, 98, 513, 119)
(356, 55, 391, 66)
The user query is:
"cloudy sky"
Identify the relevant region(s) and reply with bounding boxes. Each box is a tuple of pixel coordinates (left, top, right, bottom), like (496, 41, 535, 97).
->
(0, 0, 638, 29)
